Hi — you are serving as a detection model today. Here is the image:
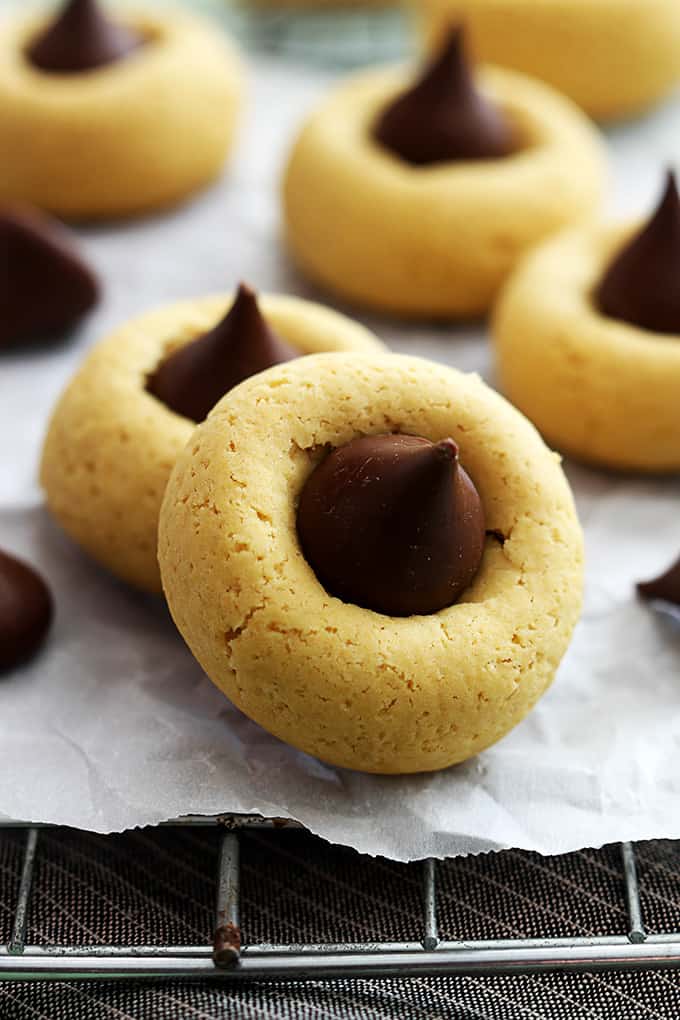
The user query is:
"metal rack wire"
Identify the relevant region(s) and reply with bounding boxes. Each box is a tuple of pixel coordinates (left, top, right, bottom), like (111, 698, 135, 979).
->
(213, 2, 407, 68)
(0, 817, 679, 982)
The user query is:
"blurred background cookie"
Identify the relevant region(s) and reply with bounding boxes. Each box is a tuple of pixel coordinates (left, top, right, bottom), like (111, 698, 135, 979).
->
(413, 0, 680, 121)
(283, 29, 606, 319)
(0, 0, 244, 219)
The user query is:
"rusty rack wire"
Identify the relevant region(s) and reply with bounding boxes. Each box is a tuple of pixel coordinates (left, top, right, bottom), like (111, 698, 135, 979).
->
(0, 817, 679, 982)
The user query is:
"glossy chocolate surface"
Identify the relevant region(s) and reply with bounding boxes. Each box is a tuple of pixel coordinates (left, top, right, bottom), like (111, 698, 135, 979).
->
(638, 555, 680, 607)
(147, 284, 297, 424)
(1, 207, 99, 348)
(374, 27, 515, 166)
(597, 171, 680, 335)
(297, 433, 486, 617)
(0, 550, 53, 672)
(28, 0, 142, 74)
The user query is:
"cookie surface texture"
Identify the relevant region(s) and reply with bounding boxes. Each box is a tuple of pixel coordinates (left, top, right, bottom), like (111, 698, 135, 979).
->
(159, 351, 584, 773)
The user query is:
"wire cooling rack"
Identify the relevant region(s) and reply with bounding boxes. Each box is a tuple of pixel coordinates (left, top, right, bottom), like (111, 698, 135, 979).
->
(205, 1, 408, 68)
(1, 817, 679, 982)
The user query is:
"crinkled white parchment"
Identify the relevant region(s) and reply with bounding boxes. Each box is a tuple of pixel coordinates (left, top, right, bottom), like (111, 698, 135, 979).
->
(1, 35, 680, 860)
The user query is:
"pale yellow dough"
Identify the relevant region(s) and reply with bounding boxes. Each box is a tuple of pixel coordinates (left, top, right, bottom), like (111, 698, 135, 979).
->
(283, 64, 605, 319)
(40, 294, 383, 592)
(415, 0, 680, 121)
(158, 352, 583, 774)
(0, 9, 243, 219)
(493, 224, 680, 473)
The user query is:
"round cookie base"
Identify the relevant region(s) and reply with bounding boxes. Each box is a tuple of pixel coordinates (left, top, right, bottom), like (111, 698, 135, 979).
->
(159, 351, 584, 774)
(40, 294, 383, 593)
(493, 224, 680, 473)
(282, 64, 605, 319)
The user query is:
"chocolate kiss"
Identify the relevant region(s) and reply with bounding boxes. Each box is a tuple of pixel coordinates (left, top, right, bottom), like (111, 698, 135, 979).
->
(0, 550, 53, 672)
(147, 283, 298, 424)
(373, 26, 515, 166)
(27, 0, 142, 74)
(597, 170, 680, 335)
(1, 207, 99, 348)
(637, 555, 680, 607)
(297, 434, 486, 617)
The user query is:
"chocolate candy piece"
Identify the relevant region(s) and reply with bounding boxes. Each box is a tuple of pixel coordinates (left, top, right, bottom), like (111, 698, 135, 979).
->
(27, 0, 142, 74)
(373, 26, 515, 166)
(597, 170, 680, 335)
(297, 434, 486, 617)
(0, 550, 53, 672)
(637, 555, 680, 606)
(147, 283, 298, 424)
(1, 206, 99, 349)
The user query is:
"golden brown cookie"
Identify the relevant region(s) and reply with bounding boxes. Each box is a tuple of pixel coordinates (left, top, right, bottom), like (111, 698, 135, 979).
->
(41, 293, 383, 592)
(494, 177, 680, 473)
(159, 351, 583, 774)
(283, 44, 605, 318)
(0, 6, 243, 219)
(415, 0, 680, 121)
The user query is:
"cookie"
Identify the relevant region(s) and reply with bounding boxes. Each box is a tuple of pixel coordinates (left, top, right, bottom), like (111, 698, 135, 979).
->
(0, 2, 243, 219)
(282, 31, 605, 318)
(415, 0, 680, 121)
(493, 173, 680, 473)
(254, 0, 391, 6)
(158, 351, 583, 774)
(40, 291, 383, 592)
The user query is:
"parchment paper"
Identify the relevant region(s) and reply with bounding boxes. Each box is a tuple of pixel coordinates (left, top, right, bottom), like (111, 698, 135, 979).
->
(2, 27, 680, 860)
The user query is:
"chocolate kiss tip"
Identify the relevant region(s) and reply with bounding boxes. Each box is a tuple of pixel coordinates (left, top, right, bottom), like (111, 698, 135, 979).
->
(373, 23, 514, 166)
(596, 168, 680, 335)
(637, 555, 680, 607)
(435, 438, 459, 462)
(428, 24, 466, 77)
(146, 283, 297, 424)
(296, 433, 486, 617)
(654, 167, 679, 218)
(27, 0, 142, 74)
(1, 206, 99, 348)
(0, 549, 53, 673)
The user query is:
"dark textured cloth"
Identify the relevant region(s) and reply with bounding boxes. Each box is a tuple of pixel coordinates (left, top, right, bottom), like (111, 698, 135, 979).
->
(2, 974, 680, 1020)
(1, 827, 679, 1018)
